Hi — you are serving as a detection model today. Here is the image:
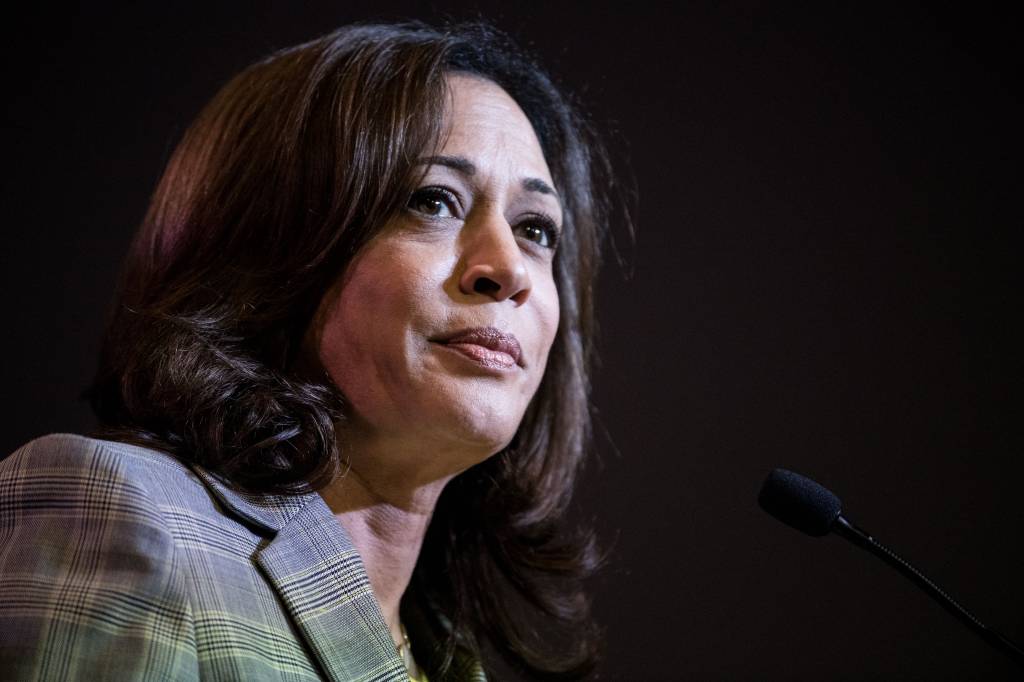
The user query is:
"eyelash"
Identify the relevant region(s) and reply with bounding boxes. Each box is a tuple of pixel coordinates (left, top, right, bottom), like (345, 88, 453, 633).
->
(407, 186, 561, 250)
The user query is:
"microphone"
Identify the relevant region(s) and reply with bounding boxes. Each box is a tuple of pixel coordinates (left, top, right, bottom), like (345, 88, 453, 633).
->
(758, 468, 1024, 667)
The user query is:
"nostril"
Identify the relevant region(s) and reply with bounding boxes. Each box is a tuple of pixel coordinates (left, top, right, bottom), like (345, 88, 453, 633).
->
(473, 277, 501, 295)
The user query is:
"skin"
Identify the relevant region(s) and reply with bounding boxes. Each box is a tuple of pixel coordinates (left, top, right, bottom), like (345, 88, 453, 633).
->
(302, 73, 563, 653)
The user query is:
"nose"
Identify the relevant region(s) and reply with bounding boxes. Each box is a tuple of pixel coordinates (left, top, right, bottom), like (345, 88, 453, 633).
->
(458, 210, 532, 305)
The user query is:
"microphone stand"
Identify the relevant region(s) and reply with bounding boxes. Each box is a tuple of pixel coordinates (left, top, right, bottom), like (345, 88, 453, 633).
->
(832, 514, 1024, 667)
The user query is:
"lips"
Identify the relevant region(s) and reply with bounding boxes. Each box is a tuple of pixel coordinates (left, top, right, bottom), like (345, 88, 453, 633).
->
(437, 327, 523, 369)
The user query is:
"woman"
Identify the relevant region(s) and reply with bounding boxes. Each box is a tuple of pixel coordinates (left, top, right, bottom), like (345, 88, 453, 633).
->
(0, 19, 622, 681)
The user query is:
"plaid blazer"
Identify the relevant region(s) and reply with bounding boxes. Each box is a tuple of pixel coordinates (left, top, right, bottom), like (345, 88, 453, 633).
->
(0, 433, 486, 681)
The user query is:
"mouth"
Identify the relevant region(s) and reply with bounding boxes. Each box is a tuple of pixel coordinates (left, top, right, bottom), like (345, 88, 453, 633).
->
(433, 326, 523, 370)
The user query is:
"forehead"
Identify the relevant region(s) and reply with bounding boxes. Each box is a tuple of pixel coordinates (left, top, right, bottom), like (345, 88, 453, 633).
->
(440, 74, 553, 184)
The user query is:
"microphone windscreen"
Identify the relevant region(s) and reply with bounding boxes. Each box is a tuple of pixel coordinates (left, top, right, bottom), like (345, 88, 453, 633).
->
(759, 468, 842, 536)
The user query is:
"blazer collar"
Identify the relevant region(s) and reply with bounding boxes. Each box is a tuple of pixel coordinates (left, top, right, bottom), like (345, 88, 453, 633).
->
(190, 465, 406, 681)
(189, 464, 309, 533)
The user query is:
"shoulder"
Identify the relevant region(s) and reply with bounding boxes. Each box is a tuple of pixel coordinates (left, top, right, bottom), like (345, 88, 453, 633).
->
(0, 431, 200, 576)
(0, 434, 200, 678)
(2, 433, 210, 515)
(0, 432, 270, 567)
(3, 431, 194, 482)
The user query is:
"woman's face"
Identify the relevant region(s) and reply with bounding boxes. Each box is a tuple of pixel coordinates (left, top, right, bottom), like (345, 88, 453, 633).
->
(307, 74, 562, 474)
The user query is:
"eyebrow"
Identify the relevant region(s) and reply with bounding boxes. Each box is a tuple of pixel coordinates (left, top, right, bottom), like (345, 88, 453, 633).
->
(417, 154, 561, 202)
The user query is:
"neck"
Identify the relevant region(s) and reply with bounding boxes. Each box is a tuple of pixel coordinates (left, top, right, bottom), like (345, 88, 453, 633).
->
(319, 429, 467, 650)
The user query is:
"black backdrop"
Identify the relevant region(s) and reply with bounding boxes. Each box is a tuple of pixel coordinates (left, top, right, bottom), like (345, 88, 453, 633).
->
(3, 3, 1021, 680)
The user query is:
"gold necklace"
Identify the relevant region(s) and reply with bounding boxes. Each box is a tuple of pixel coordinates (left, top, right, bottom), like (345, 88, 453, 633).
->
(396, 622, 421, 679)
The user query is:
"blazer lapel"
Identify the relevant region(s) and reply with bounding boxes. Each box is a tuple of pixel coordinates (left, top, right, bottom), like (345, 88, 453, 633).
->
(192, 466, 407, 682)
(256, 495, 407, 682)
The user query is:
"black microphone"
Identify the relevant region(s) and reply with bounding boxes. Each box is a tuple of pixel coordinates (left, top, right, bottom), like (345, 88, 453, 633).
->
(758, 468, 1024, 668)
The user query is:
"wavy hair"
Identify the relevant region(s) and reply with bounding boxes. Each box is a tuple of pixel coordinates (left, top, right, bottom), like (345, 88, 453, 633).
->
(84, 20, 623, 679)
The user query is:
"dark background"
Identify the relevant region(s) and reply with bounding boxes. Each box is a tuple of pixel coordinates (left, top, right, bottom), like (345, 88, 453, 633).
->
(3, 3, 1021, 680)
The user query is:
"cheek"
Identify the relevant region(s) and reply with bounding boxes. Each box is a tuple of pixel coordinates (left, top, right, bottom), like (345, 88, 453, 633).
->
(316, 253, 425, 412)
(534, 274, 562, 362)
(509, 272, 560, 411)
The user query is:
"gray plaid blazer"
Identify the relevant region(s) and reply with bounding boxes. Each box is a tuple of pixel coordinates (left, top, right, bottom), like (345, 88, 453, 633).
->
(0, 433, 486, 681)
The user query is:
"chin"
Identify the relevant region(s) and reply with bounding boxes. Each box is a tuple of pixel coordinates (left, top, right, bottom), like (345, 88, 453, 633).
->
(427, 400, 522, 458)
(446, 418, 519, 458)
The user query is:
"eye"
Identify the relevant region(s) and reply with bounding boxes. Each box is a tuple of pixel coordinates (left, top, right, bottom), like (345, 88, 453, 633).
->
(515, 214, 561, 250)
(407, 187, 459, 219)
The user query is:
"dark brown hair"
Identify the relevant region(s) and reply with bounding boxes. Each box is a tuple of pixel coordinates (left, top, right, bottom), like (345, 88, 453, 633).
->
(85, 20, 622, 679)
